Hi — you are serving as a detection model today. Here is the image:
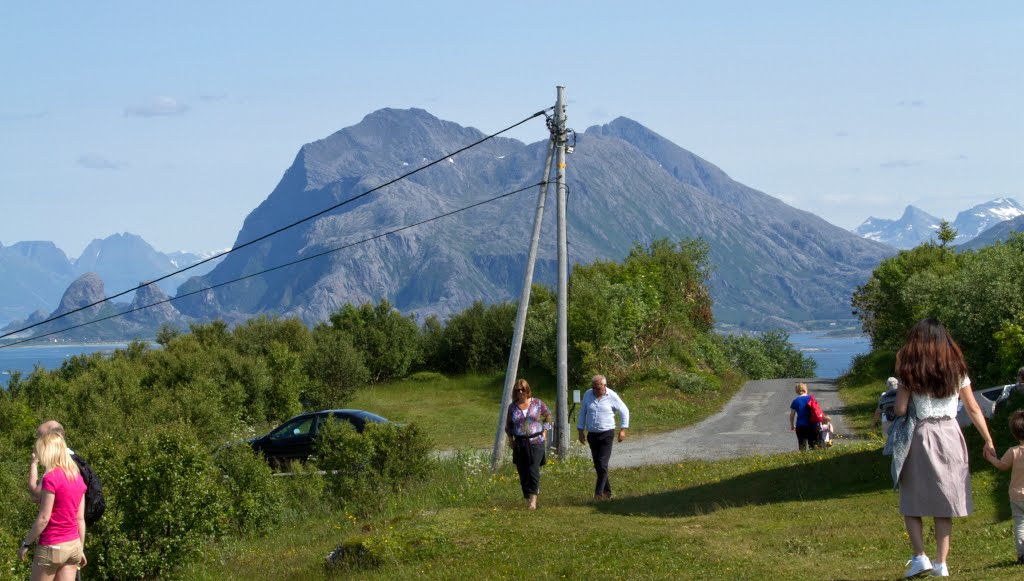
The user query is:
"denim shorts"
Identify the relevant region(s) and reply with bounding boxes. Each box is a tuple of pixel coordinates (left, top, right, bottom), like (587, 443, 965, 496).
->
(33, 538, 83, 575)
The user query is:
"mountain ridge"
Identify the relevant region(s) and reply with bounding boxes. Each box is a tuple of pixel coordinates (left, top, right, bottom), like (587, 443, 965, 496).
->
(171, 108, 894, 329)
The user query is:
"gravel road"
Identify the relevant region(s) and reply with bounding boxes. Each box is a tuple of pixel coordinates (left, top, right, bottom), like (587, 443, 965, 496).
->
(609, 377, 848, 468)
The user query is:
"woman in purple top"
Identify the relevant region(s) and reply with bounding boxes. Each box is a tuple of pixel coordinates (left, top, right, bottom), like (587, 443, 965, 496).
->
(18, 432, 88, 580)
(505, 378, 552, 510)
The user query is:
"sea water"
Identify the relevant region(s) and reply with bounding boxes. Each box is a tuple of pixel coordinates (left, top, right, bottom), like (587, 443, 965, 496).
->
(788, 332, 871, 379)
(0, 344, 130, 388)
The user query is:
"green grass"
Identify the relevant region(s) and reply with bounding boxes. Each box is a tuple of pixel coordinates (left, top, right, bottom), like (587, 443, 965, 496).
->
(185, 365, 1024, 579)
(346, 370, 745, 449)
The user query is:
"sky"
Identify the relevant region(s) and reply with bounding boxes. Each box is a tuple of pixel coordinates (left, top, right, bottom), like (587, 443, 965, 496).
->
(2, 1, 1021, 258)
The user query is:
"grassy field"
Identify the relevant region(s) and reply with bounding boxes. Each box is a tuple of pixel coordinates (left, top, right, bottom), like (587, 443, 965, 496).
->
(186, 367, 1024, 580)
(345, 370, 745, 449)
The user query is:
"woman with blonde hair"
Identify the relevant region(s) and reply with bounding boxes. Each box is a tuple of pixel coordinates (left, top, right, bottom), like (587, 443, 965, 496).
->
(788, 382, 820, 451)
(892, 318, 994, 577)
(505, 378, 552, 509)
(17, 432, 87, 580)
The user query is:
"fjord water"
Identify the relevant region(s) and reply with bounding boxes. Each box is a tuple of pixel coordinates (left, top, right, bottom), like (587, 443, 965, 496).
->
(0, 333, 871, 389)
(0, 344, 129, 387)
(788, 332, 871, 378)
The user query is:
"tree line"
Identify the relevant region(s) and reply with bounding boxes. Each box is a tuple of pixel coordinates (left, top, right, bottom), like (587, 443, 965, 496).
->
(852, 232, 1024, 386)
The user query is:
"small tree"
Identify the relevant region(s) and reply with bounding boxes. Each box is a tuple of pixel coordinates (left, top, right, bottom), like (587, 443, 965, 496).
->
(303, 324, 369, 408)
(937, 219, 958, 248)
(330, 300, 420, 383)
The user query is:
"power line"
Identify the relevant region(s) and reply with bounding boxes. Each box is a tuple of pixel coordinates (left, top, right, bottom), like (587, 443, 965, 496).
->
(0, 109, 550, 342)
(0, 181, 545, 348)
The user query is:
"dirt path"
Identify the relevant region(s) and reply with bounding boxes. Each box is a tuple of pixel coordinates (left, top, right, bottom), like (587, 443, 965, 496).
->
(610, 377, 847, 468)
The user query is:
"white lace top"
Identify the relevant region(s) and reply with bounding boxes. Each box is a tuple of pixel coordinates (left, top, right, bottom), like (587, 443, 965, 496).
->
(910, 376, 969, 420)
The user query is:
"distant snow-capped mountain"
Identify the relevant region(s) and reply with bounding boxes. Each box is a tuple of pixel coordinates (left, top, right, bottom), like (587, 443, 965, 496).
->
(854, 197, 1023, 249)
(951, 197, 1024, 242)
(854, 205, 940, 249)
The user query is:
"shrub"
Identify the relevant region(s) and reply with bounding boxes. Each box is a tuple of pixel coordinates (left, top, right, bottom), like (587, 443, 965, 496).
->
(90, 427, 228, 580)
(303, 324, 369, 408)
(330, 300, 420, 383)
(722, 330, 816, 380)
(315, 421, 432, 516)
(436, 301, 516, 373)
(214, 444, 284, 535)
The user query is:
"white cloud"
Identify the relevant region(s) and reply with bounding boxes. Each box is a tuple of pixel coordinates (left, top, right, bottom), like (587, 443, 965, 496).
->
(124, 96, 189, 117)
(77, 154, 127, 170)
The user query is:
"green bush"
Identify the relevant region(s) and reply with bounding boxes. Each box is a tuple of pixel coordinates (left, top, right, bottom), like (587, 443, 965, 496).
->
(722, 330, 816, 380)
(315, 421, 432, 516)
(434, 301, 516, 373)
(214, 444, 284, 535)
(330, 300, 420, 383)
(90, 427, 228, 580)
(303, 324, 370, 408)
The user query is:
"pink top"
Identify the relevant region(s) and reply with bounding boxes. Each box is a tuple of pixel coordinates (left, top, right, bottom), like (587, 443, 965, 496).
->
(38, 467, 87, 545)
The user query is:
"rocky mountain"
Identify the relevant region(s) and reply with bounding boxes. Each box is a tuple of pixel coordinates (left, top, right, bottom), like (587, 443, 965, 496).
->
(74, 233, 223, 299)
(0, 241, 74, 325)
(2, 272, 187, 342)
(854, 198, 1024, 250)
(959, 214, 1024, 250)
(950, 197, 1024, 243)
(0, 233, 221, 328)
(173, 108, 894, 329)
(854, 206, 941, 249)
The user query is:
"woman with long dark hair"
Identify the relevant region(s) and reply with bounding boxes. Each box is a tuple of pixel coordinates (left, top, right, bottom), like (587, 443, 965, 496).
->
(893, 318, 994, 577)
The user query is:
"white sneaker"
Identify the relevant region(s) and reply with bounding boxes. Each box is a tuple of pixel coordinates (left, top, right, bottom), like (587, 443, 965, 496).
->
(930, 562, 949, 576)
(905, 555, 933, 578)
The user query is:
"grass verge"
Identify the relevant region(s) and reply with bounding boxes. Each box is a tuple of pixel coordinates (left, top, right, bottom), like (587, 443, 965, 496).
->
(346, 370, 745, 449)
(184, 364, 1024, 580)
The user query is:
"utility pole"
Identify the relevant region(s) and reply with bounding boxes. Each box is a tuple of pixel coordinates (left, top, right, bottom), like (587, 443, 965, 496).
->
(490, 137, 557, 472)
(554, 86, 570, 457)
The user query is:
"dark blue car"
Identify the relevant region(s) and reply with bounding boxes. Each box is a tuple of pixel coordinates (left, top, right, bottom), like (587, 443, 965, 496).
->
(249, 409, 389, 467)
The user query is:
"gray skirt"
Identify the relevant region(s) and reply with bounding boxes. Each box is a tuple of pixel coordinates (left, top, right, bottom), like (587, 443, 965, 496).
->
(899, 417, 972, 517)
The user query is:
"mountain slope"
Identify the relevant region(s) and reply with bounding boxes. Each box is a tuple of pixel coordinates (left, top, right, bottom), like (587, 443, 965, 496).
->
(174, 108, 893, 328)
(0, 242, 74, 326)
(853, 206, 940, 249)
(960, 214, 1024, 250)
(951, 197, 1024, 244)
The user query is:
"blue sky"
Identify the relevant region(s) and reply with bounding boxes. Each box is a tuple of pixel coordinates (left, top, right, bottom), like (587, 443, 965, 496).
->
(2, 1, 1021, 257)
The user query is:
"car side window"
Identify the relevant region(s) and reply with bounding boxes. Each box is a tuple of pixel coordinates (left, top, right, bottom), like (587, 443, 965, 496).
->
(269, 417, 315, 441)
(330, 413, 365, 433)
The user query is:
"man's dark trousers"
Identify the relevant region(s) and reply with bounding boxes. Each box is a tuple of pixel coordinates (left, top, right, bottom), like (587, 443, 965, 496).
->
(586, 429, 615, 497)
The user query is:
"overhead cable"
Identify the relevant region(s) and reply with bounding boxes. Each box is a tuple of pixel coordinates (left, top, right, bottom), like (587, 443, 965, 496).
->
(0, 109, 550, 341)
(0, 181, 545, 348)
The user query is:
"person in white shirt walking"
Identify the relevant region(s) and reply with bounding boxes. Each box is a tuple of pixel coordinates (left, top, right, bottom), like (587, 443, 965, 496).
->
(577, 374, 630, 500)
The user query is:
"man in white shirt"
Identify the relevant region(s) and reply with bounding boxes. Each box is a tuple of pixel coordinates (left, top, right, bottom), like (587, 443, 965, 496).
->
(577, 374, 630, 500)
